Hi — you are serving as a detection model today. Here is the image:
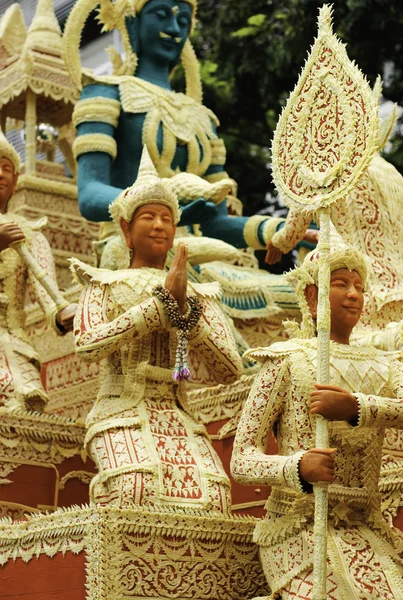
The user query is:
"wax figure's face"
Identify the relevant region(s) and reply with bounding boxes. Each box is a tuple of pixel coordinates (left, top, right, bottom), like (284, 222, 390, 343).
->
(0, 157, 18, 213)
(306, 268, 364, 336)
(328, 268, 364, 332)
(136, 0, 192, 66)
(121, 203, 176, 260)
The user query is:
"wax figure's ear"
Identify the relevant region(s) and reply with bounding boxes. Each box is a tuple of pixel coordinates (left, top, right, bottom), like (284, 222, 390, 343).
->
(11, 172, 18, 197)
(4, 171, 19, 211)
(119, 217, 132, 248)
(305, 284, 318, 319)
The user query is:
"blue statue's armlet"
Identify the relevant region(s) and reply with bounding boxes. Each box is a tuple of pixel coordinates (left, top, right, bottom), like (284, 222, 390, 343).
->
(80, 83, 120, 101)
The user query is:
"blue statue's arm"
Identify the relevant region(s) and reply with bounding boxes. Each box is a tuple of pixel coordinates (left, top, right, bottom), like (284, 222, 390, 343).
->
(77, 150, 122, 222)
(194, 145, 285, 249)
(198, 200, 251, 249)
(73, 83, 123, 222)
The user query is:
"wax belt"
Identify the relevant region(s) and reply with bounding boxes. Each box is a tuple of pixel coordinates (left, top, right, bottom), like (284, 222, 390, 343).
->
(98, 365, 173, 397)
(267, 484, 379, 518)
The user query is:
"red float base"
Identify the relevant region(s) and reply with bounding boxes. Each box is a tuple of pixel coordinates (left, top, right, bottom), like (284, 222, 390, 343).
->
(1, 552, 86, 600)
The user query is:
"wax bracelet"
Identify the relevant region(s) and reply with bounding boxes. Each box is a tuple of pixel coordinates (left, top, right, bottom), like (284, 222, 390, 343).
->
(153, 284, 203, 381)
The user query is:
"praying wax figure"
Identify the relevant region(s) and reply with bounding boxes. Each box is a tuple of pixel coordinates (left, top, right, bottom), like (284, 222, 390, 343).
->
(70, 146, 243, 512)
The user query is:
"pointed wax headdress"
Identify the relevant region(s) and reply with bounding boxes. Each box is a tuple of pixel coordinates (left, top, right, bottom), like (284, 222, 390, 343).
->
(109, 145, 181, 225)
(287, 223, 367, 291)
(0, 130, 21, 173)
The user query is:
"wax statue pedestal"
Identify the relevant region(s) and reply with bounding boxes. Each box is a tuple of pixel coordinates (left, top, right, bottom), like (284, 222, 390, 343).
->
(0, 507, 268, 600)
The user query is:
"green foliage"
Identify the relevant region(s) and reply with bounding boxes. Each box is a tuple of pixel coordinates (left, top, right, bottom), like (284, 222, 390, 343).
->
(232, 14, 267, 37)
(189, 0, 403, 214)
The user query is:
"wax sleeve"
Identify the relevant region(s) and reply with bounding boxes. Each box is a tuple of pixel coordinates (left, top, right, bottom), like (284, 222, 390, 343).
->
(28, 230, 65, 335)
(271, 207, 313, 254)
(355, 358, 403, 429)
(74, 282, 169, 362)
(231, 355, 306, 494)
(187, 297, 243, 384)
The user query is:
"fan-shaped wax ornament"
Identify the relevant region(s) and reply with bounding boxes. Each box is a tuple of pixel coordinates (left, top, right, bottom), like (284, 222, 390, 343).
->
(271, 4, 379, 213)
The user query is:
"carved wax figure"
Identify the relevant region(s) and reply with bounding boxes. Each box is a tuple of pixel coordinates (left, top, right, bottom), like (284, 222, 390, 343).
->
(231, 236, 403, 599)
(64, 0, 317, 254)
(70, 146, 243, 511)
(0, 132, 76, 411)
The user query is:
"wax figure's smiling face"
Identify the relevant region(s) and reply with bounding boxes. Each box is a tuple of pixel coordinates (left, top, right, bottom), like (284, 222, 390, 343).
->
(137, 0, 192, 65)
(0, 157, 18, 213)
(305, 268, 364, 342)
(328, 269, 364, 332)
(121, 203, 176, 263)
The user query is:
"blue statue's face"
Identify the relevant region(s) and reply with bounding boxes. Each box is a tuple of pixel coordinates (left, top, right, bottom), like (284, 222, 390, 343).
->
(137, 0, 192, 65)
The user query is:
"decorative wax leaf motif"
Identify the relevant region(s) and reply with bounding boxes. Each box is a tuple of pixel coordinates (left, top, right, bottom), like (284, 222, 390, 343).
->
(271, 4, 379, 212)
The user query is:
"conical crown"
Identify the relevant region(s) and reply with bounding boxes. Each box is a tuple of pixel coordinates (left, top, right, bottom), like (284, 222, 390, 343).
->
(109, 145, 180, 225)
(24, 0, 62, 55)
(0, 130, 21, 173)
(0, 4, 27, 57)
(287, 223, 368, 292)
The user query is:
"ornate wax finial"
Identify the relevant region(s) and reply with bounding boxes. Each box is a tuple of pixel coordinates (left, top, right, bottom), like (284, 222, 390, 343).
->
(0, 130, 21, 173)
(109, 145, 181, 225)
(271, 3, 379, 214)
(0, 4, 27, 57)
(23, 0, 62, 55)
(285, 223, 367, 338)
(63, 0, 201, 101)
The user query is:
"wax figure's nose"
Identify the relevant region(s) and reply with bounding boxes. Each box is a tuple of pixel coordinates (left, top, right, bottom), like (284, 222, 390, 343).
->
(346, 284, 359, 298)
(153, 216, 164, 228)
(165, 15, 181, 36)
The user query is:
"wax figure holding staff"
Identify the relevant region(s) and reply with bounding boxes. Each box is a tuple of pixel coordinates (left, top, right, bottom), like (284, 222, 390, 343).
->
(0, 131, 76, 412)
(237, 6, 383, 598)
(70, 146, 243, 512)
(231, 236, 403, 599)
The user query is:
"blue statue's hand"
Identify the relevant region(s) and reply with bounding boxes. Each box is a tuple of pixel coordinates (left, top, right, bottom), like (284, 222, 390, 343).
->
(297, 228, 319, 250)
(178, 198, 218, 226)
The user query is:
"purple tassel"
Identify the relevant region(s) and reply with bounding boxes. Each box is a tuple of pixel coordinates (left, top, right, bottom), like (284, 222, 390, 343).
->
(172, 366, 191, 382)
(181, 365, 191, 379)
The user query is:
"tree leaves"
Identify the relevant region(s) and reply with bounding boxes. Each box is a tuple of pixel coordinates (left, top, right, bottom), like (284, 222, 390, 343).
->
(190, 0, 403, 213)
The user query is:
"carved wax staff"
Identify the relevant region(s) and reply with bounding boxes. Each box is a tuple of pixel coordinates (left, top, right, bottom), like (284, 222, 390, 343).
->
(270, 6, 378, 598)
